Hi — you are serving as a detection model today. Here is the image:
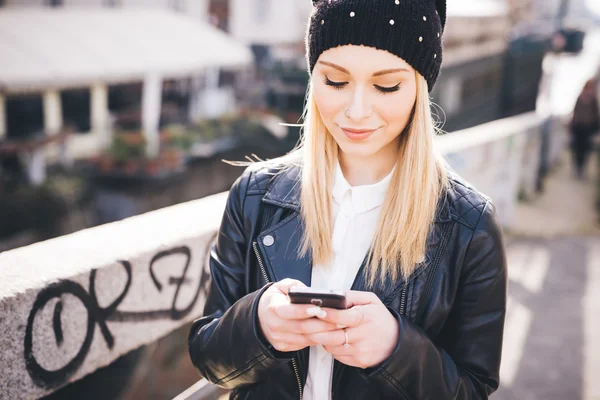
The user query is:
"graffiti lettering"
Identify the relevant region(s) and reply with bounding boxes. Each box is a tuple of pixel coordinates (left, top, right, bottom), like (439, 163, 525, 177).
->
(24, 238, 214, 389)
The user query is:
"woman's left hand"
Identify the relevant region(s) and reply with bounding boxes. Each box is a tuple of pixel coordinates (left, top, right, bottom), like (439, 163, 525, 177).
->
(305, 291, 400, 369)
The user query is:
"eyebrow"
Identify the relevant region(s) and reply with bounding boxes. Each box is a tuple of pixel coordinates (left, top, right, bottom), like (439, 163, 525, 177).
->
(318, 61, 411, 76)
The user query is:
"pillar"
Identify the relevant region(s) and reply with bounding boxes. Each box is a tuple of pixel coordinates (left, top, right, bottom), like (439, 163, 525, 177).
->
(0, 93, 6, 140)
(43, 89, 63, 135)
(91, 83, 110, 148)
(142, 73, 163, 158)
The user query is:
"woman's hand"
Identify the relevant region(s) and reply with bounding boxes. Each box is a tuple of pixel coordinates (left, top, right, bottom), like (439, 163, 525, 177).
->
(306, 291, 400, 369)
(257, 279, 339, 352)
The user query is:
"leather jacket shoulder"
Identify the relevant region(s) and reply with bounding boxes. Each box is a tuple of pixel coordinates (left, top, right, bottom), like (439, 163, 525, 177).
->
(189, 163, 507, 400)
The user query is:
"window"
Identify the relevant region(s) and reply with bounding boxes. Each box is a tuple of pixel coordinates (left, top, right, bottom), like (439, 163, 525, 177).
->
(5, 94, 44, 140)
(108, 82, 143, 130)
(61, 89, 91, 133)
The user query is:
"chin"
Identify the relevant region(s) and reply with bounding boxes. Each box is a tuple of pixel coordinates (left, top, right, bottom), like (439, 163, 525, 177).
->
(336, 141, 380, 158)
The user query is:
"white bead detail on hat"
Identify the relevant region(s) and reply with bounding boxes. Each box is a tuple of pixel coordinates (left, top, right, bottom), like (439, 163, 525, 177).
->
(419, 36, 423, 42)
(390, 19, 395, 25)
(423, 16, 427, 21)
(350, 11, 355, 17)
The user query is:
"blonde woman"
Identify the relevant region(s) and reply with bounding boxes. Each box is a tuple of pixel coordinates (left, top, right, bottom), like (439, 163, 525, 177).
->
(189, 0, 507, 399)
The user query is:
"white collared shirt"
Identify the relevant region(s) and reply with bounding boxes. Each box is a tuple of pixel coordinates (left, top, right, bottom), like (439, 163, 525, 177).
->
(303, 161, 394, 400)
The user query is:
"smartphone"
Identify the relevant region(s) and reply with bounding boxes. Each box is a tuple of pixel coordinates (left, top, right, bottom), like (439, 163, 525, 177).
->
(288, 287, 347, 310)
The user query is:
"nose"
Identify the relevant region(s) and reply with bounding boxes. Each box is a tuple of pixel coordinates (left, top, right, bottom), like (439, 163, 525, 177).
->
(345, 84, 372, 121)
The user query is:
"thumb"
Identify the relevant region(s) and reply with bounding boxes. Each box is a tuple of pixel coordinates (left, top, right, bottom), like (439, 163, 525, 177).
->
(272, 278, 307, 295)
(345, 290, 380, 308)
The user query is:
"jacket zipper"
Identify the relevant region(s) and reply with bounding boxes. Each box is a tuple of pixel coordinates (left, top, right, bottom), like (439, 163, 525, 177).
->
(292, 358, 303, 400)
(399, 285, 408, 316)
(253, 241, 270, 284)
(253, 241, 303, 400)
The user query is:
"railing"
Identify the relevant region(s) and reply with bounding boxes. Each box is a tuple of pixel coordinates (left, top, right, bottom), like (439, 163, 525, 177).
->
(0, 112, 566, 400)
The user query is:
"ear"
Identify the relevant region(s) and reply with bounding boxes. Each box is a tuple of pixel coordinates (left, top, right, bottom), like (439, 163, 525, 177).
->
(435, 0, 447, 32)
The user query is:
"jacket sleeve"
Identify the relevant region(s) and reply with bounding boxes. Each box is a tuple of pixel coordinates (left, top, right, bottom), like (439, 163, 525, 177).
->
(188, 167, 292, 389)
(364, 201, 507, 399)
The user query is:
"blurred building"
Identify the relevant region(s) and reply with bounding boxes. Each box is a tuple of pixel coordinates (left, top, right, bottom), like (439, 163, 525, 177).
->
(0, 2, 252, 185)
(1, 0, 209, 20)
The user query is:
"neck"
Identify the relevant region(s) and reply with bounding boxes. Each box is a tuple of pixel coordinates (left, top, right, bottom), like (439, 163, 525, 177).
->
(338, 140, 399, 186)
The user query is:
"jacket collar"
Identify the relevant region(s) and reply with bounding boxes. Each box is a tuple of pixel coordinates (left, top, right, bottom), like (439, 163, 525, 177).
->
(262, 164, 452, 222)
(262, 165, 302, 212)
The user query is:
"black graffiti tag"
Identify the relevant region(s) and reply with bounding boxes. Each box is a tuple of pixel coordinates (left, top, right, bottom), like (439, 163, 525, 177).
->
(24, 239, 214, 389)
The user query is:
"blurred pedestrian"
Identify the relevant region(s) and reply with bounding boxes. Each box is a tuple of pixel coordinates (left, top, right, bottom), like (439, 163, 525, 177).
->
(570, 78, 600, 179)
(189, 0, 507, 399)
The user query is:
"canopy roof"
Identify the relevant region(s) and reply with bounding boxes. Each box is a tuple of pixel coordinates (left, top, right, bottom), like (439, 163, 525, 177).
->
(0, 8, 253, 93)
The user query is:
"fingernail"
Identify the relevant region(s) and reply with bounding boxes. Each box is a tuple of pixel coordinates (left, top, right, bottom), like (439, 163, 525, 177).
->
(318, 310, 327, 318)
(337, 324, 346, 329)
(306, 307, 321, 316)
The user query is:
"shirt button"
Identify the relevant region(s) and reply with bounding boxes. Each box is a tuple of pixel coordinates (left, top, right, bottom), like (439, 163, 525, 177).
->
(262, 235, 275, 247)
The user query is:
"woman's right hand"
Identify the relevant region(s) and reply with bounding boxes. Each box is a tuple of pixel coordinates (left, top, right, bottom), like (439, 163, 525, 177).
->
(257, 279, 339, 352)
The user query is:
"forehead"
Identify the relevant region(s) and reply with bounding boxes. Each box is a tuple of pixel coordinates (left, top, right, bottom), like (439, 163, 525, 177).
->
(317, 45, 413, 74)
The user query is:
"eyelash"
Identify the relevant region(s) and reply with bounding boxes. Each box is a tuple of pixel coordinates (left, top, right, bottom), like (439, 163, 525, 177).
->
(323, 76, 401, 94)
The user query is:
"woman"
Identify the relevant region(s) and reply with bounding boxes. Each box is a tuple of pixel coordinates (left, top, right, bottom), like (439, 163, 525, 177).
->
(189, 0, 507, 399)
(570, 78, 600, 179)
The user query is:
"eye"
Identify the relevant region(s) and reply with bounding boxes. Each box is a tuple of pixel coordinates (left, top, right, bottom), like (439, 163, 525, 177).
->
(374, 83, 401, 94)
(324, 76, 347, 90)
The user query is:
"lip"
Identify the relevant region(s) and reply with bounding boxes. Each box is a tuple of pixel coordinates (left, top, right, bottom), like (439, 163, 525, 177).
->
(340, 126, 379, 141)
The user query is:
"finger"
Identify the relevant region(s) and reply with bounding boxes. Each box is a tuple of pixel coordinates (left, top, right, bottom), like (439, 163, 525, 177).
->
(344, 290, 380, 308)
(323, 341, 353, 355)
(269, 332, 315, 352)
(305, 329, 346, 347)
(269, 316, 337, 334)
(293, 318, 338, 334)
(272, 278, 307, 295)
(274, 304, 327, 320)
(316, 306, 365, 328)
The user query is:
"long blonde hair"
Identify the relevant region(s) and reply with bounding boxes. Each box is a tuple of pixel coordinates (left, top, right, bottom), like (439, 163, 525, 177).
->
(298, 71, 448, 286)
(231, 71, 449, 286)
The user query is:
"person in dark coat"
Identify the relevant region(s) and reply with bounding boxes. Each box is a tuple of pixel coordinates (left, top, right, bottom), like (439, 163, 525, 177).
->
(570, 78, 600, 179)
(189, 0, 507, 398)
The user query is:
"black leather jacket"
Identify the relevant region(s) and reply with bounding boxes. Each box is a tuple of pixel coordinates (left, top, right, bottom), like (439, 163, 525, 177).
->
(189, 163, 507, 400)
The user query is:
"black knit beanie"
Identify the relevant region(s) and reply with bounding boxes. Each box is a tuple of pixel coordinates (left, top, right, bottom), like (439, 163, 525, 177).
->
(306, 0, 447, 91)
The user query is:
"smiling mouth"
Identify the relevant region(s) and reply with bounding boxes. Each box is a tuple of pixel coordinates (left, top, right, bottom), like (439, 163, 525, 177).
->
(340, 127, 378, 133)
(340, 126, 379, 141)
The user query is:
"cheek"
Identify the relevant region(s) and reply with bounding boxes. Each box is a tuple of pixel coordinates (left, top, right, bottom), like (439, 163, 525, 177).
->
(379, 93, 415, 131)
(313, 86, 344, 124)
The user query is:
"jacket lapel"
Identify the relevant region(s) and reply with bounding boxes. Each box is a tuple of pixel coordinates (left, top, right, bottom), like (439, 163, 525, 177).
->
(256, 213, 313, 286)
(258, 166, 312, 286)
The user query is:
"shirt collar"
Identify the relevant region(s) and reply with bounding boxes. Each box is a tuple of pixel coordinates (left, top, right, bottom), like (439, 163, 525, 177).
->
(331, 160, 395, 214)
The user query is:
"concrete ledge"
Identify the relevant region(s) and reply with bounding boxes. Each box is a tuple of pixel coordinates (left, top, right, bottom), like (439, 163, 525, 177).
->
(0, 192, 227, 399)
(0, 112, 566, 400)
(438, 112, 565, 228)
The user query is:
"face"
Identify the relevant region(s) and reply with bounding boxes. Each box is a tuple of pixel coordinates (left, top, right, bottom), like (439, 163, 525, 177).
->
(312, 45, 418, 162)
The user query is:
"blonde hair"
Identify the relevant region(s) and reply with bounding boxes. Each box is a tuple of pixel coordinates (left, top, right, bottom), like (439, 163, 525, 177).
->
(298, 71, 448, 286)
(230, 71, 449, 286)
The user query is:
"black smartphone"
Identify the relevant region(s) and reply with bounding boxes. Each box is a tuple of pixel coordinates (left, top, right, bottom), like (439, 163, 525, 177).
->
(288, 287, 347, 310)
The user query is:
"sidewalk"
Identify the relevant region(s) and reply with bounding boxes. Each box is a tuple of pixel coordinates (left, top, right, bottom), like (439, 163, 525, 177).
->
(508, 151, 600, 237)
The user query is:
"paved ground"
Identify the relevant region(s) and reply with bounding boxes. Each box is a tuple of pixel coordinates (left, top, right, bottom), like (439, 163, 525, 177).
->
(496, 151, 600, 400)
